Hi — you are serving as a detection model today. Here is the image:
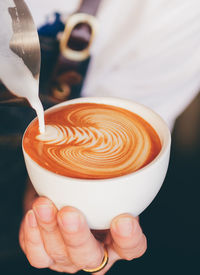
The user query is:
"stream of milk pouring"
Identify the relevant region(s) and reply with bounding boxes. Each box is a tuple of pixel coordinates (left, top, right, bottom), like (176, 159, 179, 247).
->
(0, 0, 45, 133)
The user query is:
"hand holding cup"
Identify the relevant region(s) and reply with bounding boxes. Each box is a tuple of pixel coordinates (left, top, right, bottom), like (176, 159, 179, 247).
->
(19, 183, 147, 274)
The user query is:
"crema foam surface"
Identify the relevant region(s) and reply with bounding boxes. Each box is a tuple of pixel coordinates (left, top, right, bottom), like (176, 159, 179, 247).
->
(23, 103, 161, 179)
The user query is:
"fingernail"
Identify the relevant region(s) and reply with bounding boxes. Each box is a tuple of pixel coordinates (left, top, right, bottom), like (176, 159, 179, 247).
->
(60, 211, 81, 233)
(113, 217, 134, 237)
(34, 204, 53, 223)
(27, 210, 37, 228)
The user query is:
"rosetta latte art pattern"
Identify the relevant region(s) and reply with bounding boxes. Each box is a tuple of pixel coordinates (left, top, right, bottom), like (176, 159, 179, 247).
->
(23, 103, 161, 179)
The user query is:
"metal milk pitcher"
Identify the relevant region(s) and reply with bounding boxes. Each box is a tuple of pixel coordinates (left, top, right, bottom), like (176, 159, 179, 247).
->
(0, 0, 40, 107)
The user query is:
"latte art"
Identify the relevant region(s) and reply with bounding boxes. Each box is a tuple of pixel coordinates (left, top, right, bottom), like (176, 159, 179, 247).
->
(23, 103, 161, 179)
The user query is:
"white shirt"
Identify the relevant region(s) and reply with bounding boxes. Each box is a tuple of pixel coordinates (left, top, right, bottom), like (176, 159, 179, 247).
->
(26, 0, 200, 130)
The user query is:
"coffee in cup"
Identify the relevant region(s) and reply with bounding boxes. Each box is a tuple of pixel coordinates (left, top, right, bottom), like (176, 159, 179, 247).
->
(23, 103, 161, 179)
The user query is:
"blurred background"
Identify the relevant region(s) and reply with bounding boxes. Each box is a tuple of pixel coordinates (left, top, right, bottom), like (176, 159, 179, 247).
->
(0, 93, 199, 275)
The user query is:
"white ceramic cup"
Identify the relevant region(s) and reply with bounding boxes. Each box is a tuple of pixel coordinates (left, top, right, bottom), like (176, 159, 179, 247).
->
(23, 97, 171, 229)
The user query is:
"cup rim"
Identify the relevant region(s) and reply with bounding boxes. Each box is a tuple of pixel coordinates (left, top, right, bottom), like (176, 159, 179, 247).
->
(23, 96, 171, 183)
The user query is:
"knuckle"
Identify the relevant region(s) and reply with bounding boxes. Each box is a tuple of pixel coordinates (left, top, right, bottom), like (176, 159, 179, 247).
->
(115, 234, 147, 261)
(136, 248, 146, 258)
(113, 231, 144, 251)
(66, 235, 89, 248)
(49, 252, 68, 264)
(27, 255, 50, 269)
(131, 236, 142, 249)
(83, 258, 101, 270)
(80, 250, 104, 270)
(131, 231, 145, 248)
(135, 237, 147, 258)
(26, 234, 41, 247)
(123, 236, 147, 261)
(70, 259, 88, 270)
(39, 222, 57, 233)
(70, 256, 101, 271)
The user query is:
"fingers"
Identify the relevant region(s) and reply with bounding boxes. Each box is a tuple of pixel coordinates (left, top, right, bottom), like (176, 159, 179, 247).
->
(23, 210, 53, 268)
(110, 214, 147, 261)
(20, 197, 146, 274)
(57, 206, 104, 270)
(32, 197, 70, 266)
